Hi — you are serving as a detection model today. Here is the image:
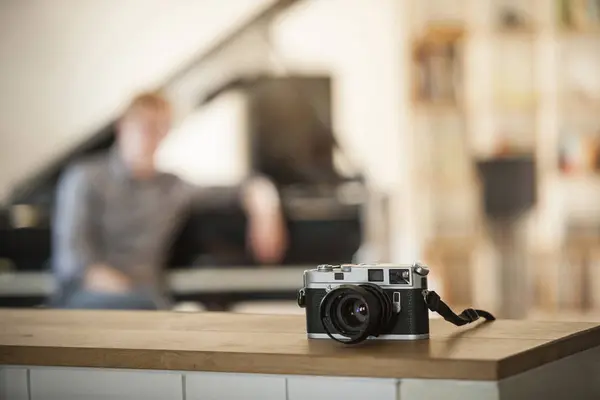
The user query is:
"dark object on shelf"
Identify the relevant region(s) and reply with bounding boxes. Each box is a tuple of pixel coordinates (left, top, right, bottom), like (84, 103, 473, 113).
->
(499, 8, 527, 29)
(478, 156, 536, 318)
(476, 156, 537, 218)
(558, 0, 600, 29)
(413, 29, 463, 104)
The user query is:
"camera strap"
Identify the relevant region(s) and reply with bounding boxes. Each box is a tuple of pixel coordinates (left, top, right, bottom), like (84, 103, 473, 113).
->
(422, 290, 496, 326)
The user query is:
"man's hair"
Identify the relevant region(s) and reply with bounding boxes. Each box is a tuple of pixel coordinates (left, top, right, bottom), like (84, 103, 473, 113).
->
(122, 91, 171, 119)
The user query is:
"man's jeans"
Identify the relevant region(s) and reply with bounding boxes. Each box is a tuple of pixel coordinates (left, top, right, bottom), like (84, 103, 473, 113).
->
(61, 290, 165, 310)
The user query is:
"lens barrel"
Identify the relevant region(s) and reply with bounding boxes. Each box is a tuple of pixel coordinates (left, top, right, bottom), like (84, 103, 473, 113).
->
(319, 283, 393, 344)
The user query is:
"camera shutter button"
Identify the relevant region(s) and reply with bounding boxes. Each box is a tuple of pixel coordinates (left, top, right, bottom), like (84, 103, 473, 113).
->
(414, 263, 429, 276)
(317, 264, 334, 271)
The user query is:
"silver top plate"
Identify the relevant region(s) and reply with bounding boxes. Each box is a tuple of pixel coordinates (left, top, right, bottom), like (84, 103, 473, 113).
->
(303, 263, 428, 290)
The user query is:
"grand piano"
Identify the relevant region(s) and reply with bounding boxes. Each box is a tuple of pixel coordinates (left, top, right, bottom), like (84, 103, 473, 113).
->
(0, 75, 367, 309)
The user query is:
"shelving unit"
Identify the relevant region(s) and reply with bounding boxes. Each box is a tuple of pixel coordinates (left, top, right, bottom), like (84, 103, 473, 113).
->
(407, 0, 600, 311)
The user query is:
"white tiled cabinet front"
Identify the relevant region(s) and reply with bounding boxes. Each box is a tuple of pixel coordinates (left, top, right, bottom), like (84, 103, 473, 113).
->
(29, 368, 183, 400)
(400, 379, 498, 400)
(0, 367, 29, 400)
(287, 376, 398, 400)
(185, 372, 287, 400)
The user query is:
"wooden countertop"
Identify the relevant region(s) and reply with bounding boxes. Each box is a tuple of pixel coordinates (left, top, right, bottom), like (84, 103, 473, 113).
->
(1, 310, 600, 381)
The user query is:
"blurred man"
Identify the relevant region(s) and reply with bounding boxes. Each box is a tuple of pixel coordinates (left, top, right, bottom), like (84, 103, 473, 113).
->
(51, 92, 287, 310)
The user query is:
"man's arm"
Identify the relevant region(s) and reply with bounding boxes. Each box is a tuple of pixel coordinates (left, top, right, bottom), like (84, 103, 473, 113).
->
(53, 164, 130, 295)
(240, 176, 288, 264)
(184, 175, 288, 265)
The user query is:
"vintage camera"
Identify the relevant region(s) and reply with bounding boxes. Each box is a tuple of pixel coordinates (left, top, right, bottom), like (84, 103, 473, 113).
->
(297, 263, 431, 343)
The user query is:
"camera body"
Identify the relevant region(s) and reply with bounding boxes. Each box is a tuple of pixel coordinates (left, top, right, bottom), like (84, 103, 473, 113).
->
(297, 263, 430, 341)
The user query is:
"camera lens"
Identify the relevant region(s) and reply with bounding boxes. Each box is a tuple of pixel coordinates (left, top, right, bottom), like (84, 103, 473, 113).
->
(319, 283, 393, 344)
(352, 302, 368, 322)
(337, 296, 368, 330)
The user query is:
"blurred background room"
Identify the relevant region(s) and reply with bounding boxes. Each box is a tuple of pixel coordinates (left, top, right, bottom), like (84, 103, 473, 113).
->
(1, 0, 600, 320)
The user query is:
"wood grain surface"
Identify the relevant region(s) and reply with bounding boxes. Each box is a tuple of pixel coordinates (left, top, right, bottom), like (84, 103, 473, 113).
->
(1, 310, 599, 380)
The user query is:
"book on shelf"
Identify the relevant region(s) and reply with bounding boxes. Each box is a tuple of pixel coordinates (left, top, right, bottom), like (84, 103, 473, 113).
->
(413, 34, 463, 105)
(495, 0, 536, 31)
(558, 0, 600, 30)
(558, 124, 600, 175)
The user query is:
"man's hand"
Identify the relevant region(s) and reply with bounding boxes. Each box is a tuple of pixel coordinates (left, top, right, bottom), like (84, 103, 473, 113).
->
(242, 177, 288, 264)
(83, 264, 133, 293)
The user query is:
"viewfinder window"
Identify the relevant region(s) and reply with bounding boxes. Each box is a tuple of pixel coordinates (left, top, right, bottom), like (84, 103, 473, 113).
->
(368, 269, 384, 282)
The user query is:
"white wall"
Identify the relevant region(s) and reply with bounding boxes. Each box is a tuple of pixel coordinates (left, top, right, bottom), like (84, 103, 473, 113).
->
(156, 90, 251, 187)
(270, 0, 419, 261)
(0, 0, 274, 201)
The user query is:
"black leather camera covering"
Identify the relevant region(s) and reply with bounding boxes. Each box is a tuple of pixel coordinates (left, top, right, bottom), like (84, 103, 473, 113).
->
(305, 287, 429, 336)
